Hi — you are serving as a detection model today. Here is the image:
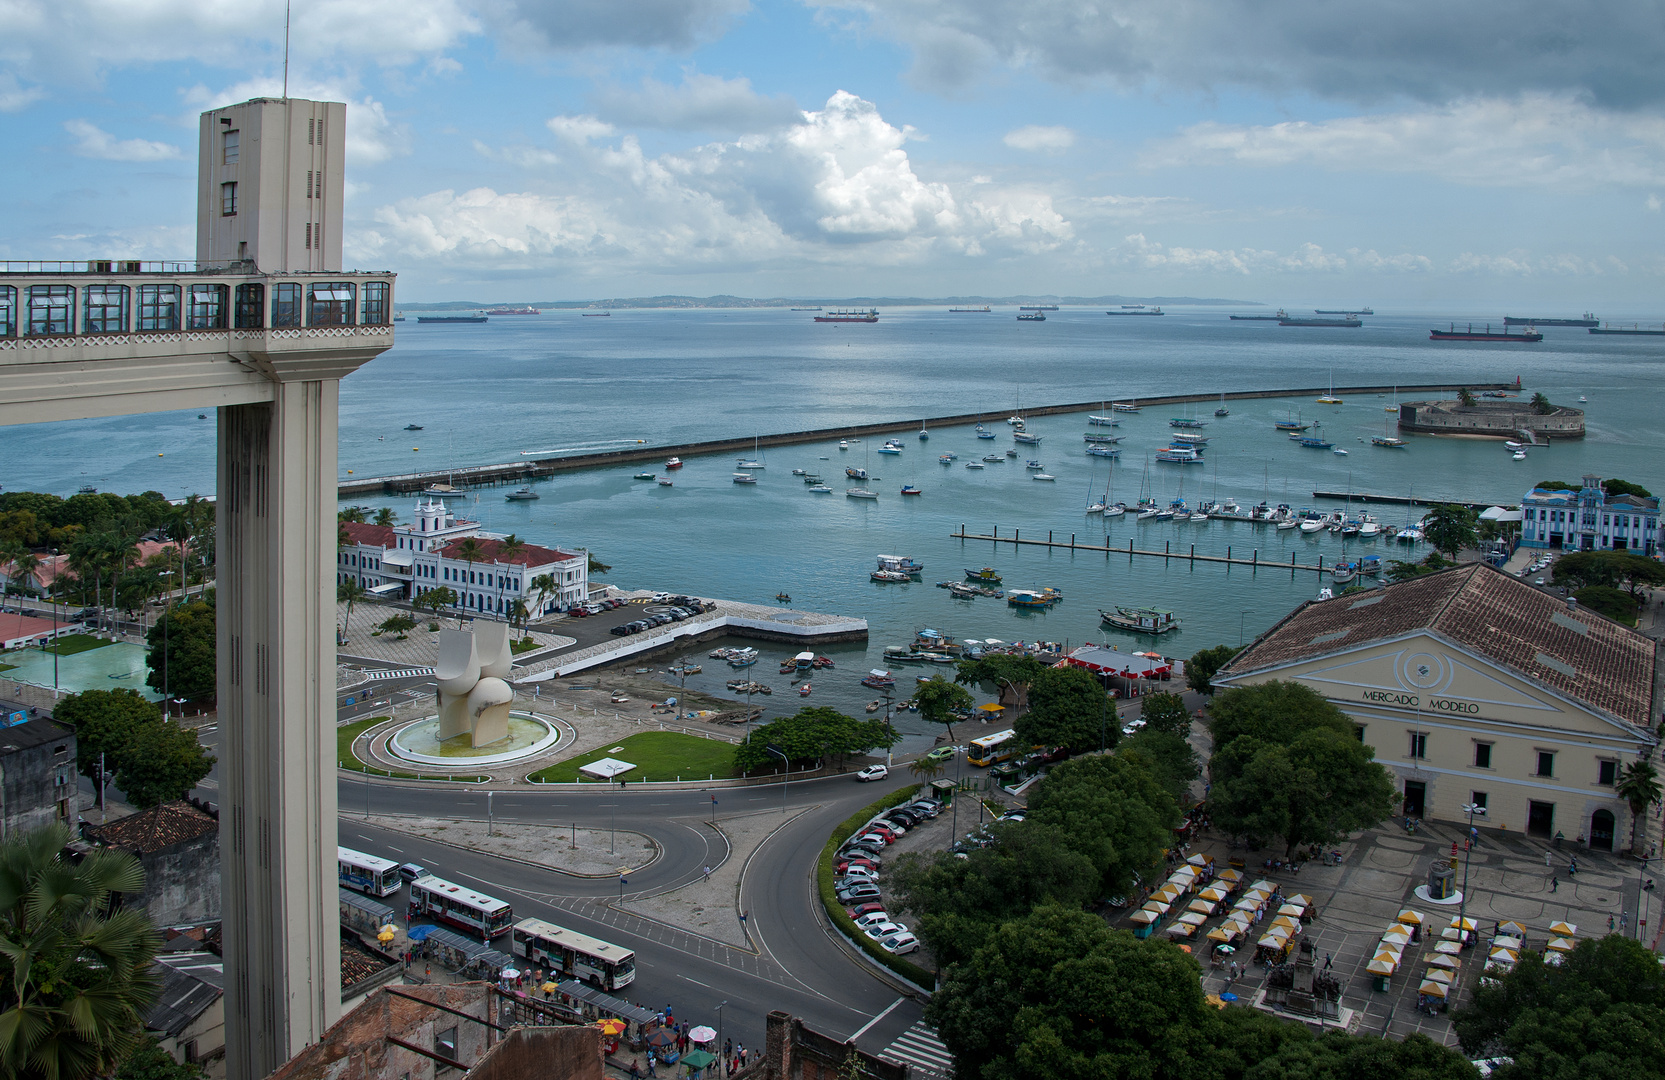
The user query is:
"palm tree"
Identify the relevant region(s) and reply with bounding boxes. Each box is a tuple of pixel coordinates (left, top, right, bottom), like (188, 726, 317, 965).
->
(1617, 759, 1662, 855)
(907, 756, 946, 783)
(0, 824, 161, 1080)
(68, 536, 106, 630)
(508, 598, 529, 636)
(372, 507, 398, 527)
(9, 549, 40, 600)
(529, 572, 557, 622)
(493, 534, 525, 619)
(454, 537, 485, 626)
(1531, 391, 1555, 415)
(0, 540, 25, 607)
(337, 579, 367, 642)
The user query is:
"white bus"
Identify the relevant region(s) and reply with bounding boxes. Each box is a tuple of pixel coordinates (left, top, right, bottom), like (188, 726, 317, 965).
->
(967, 728, 1019, 767)
(409, 875, 514, 939)
(510, 917, 636, 992)
(338, 846, 403, 897)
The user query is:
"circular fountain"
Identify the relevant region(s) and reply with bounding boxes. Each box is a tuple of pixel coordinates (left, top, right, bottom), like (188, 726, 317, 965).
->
(386, 711, 562, 767)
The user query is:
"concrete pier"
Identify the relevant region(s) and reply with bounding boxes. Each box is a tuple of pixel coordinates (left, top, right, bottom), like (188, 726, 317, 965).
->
(953, 525, 1345, 575)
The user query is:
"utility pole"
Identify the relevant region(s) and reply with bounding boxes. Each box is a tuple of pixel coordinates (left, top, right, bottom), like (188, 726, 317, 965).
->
(1457, 801, 1486, 945)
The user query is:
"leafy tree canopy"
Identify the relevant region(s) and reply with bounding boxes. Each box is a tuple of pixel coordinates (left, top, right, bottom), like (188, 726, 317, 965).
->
(54, 689, 162, 783)
(1140, 690, 1194, 736)
(1014, 663, 1113, 755)
(1423, 504, 1480, 559)
(116, 1039, 204, 1080)
(1603, 478, 1652, 498)
(1452, 935, 1665, 1077)
(954, 653, 1048, 704)
(1534, 480, 1576, 492)
(1186, 645, 1243, 695)
(1244, 1028, 1479, 1080)
(145, 596, 215, 701)
(1552, 551, 1665, 598)
(1206, 680, 1356, 784)
(1121, 728, 1202, 805)
(731, 707, 896, 773)
(912, 677, 975, 743)
(114, 721, 215, 809)
(1570, 586, 1639, 625)
(0, 490, 177, 550)
(1024, 753, 1179, 899)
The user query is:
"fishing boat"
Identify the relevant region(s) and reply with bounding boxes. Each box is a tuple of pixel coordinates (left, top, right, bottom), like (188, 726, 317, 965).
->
(1086, 446, 1123, 458)
(1274, 414, 1311, 432)
(1088, 414, 1120, 427)
(634, 472, 656, 480)
(965, 567, 1003, 583)
(1098, 607, 1180, 634)
(657, 478, 673, 487)
(733, 473, 758, 484)
(846, 467, 868, 479)
(1360, 555, 1382, 576)
(877, 555, 924, 575)
(847, 488, 879, 499)
(665, 457, 683, 469)
(1013, 431, 1041, 444)
(404, 423, 424, 430)
(1007, 588, 1062, 608)
(799, 683, 812, 696)
(1082, 432, 1122, 444)
(1331, 561, 1358, 584)
(1297, 425, 1333, 449)
(1169, 433, 1209, 447)
(872, 569, 910, 581)
(1371, 413, 1407, 449)
(728, 648, 759, 668)
(1214, 393, 1230, 417)
(1110, 401, 1141, 413)
(808, 484, 832, 493)
(1169, 416, 1207, 429)
(861, 669, 897, 689)
(505, 486, 539, 501)
(900, 484, 922, 495)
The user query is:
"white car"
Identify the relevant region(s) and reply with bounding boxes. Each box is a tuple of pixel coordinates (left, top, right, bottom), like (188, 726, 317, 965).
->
(853, 911, 892, 930)
(863, 921, 909, 941)
(840, 865, 879, 881)
(880, 932, 921, 955)
(856, 765, 889, 782)
(855, 832, 891, 846)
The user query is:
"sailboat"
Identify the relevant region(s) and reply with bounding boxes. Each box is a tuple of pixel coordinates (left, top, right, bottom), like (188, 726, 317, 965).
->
(1103, 462, 1125, 515)
(1085, 461, 1105, 513)
(918, 420, 929, 440)
(1274, 407, 1310, 432)
(1385, 386, 1399, 413)
(1317, 370, 1342, 405)
(737, 435, 766, 469)
(1371, 412, 1406, 448)
(1214, 392, 1230, 417)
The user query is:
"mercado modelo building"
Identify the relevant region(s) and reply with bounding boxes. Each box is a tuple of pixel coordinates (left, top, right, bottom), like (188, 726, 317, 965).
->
(1214, 563, 1658, 853)
(337, 499, 588, 615)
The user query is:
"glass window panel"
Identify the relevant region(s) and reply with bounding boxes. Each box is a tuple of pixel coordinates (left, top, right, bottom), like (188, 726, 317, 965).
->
(362, 281, 390, 325)
(137, 285, 180, 331)
(83, 284, 129, 334)
(272, 283, 303, 327)
(223, 129, 239, 165)
(0, 285, 16, 338)
(26, 285, 75, 335)
(308, 282, 355, 326)
(234, 283, 265, 328)
(187, 284, 228, 330)
(221, 182, 237, 216)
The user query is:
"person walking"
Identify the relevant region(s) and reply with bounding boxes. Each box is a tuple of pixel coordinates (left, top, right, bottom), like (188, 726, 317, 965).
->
(1544, 851, 1552, 868)
(1550, 875, 1559, 892)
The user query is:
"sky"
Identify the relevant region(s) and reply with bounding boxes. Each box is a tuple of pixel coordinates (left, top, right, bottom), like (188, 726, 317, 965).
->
(3, 0, 1664, 306)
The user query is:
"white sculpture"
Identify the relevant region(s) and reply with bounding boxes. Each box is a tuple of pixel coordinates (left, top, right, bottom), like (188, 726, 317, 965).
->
(434, 623, 514, 747)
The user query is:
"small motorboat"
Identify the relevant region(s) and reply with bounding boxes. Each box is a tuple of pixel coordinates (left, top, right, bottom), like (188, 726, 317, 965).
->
(792, 468, 807, 475)
(665, 457, 683, 469)
(872, 569, 910, 582)
(634, 472, 656, 480)
(983, 454, 1004, 463)
(799, 683, 812, 696)
(776, 593, 792, 602)
(1025, 460, 1044, 470)
(966, 461, 985, 469)
(198, 413, 208, 419)
(733, 473, 758, 484)
(808, 484, 832, 492)
(505, 486, 539, 501)
(404, 424, 423, 430)
(839, 440, 849, 450)
(847, 488, 879, 499)
(657, 478, 673, 487)
(865, 700, 881, 713)
(1032, 473, 1056, 481)
(1333, 448, 1348, 455)
(1513, 450, 1527, 460)
(901, 485, 923, 495)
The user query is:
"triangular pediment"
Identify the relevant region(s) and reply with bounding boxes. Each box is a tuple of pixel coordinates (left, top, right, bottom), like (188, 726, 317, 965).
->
(1294, 637, 1560, 716)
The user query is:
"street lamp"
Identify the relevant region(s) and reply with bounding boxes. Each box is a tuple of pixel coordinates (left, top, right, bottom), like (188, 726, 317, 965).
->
(715, 1000, 727, 1064)
(50, 548, 59, 699)
(1239, 609, 1252, 647)
(881, 691, 895, 767)
(1636, 855, 1651, 942)
(764, 744, 788, 814)
(1458, 801, 1486, 943)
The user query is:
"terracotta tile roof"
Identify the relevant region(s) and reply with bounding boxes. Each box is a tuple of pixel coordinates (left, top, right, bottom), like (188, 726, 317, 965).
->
(1218, 563, 1658, 730)
(89, 800, 218, 854)
(436, 537, 579, 567)
(340, 936, 396, 990)
(340, 522, 396, 548)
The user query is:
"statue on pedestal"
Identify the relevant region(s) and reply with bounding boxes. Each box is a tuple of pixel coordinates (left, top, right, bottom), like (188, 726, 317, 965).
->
(434, 622, 514, 748)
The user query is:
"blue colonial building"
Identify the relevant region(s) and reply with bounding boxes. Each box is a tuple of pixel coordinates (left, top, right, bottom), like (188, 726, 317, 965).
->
(1521, 474, 1659, 554)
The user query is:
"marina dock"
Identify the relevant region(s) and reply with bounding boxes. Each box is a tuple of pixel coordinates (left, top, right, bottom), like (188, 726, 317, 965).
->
(338, 381, 1510, 497)
(1310, 491, 1501, 509)
(953, 526, 1346, 575)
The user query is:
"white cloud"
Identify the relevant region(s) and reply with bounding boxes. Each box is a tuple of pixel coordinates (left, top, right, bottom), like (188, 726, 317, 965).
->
(482, 0, 750, 54)
(593, 73, 801, 132)
(358, 91, 1073, 273)
(1449, 251, 1627, 276)
(1003, 124, 1075, 152)
(1141, 94, 1665, 190)
(1110, 234, 1427, 275)
(1648, 194, 1662, 212)
(63, 119, 182, 162)
(181, 80, 411, 165)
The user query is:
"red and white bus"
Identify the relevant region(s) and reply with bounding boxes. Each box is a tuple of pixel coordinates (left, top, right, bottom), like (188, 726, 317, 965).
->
(510, 917, 636, 991)
(409, 875, 514, 939)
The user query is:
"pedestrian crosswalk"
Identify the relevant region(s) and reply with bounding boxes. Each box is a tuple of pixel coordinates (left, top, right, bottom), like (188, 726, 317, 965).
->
(880, 1022, 952, 1079)
(362, 666, 433, 681)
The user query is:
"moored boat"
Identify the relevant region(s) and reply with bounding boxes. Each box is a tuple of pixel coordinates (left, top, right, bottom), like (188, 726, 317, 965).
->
(1099, 606, 1180, 634)
(965, 567, 1003, 583)
(505, 486, 539, 501)
(846, 487, 879, 499)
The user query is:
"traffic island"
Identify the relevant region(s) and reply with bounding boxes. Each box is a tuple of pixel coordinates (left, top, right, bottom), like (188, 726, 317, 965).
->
(363, 814, 659, 877)
(527, 730, 740, 784)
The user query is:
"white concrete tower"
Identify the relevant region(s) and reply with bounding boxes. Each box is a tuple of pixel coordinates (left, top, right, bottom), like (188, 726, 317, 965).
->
(197, 98, 346, 271)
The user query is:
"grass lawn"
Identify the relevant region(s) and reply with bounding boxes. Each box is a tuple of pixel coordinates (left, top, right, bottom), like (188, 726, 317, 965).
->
(530, 730, 738, 783)
(335, 715, 485, 783)
(0, 661, 14, 673)
(43, 634, 115, 656)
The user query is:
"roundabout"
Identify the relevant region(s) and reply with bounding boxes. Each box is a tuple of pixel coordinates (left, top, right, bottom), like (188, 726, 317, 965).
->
(385, 709, 563, 767)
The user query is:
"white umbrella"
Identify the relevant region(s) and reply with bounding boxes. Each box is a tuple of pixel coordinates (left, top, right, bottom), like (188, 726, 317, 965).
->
(501, 968, 521, 980)
(689, 1026, 717, 1043)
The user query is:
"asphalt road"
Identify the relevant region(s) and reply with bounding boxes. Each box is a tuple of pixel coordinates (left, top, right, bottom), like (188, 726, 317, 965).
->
(338, 770, 930, 1055)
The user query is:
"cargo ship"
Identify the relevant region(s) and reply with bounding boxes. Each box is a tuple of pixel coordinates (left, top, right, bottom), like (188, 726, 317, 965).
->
(1280, 315, 1361, 327)
(417, 314, 488, 323)
(1019, 304, 1059, 311)
(814, 309, 879, 322)
(949, 306, 991, 312)
(1429, 323, 1542, 342)
(1506, 313, 1596, 327)
(1106, 307, 1164, 315)
(1315, 307, 1372, 315)
(1230, 309, 1285, 321)
(486, 306, 539, 315)
(1588, 323, 1665, 336)
(1016, 312, 1045, 321)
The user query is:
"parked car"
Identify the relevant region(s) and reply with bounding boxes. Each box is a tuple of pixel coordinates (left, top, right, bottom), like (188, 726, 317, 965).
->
(853, 910, 893, 930)
(846, 902, 887, 920)
(855, 764, 889, 782)
(882, 810, 920, 828)
(836, 883, 881, 905)
(610, 625, 631, 636)
(862, 921, 909, 942)
(840, 840, 884, 858)
(907, 800, 941, 818)
(864, 823, 902, 841)
(838, 866, 878, 881)
(880, 932, 920, 955)
(853, 832, 891, 847)
(397, 863, 427, 883)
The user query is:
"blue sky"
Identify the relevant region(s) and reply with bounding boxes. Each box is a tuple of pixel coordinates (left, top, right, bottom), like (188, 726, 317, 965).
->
(4, 0, 1664, 306)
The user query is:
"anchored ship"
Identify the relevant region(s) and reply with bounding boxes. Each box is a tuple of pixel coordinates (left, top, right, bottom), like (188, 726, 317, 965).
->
(814, 309, 880, 322)
(1430, 323, 1543, 342)
(1505, 313, 1596, 327)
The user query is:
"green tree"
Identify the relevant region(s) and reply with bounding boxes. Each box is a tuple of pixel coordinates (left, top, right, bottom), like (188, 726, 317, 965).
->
(507, 598, 530, 634)
(1423, 504, 1479, 559)
(1186, 644, 1244, 695)
(907, 755, 946, 783)
(1244, 1028, 1477, 1080)
(1024, 753, 1179, 900)
(1553, 551, 1665, 601)
(1452, 935, 1665, 1075)
(0, 824, 161, 1080)
(1603, 477, 1653, 498)
(1207, 682, 1397, 858)
(377, 613, 417, 638)
(912, 677, 974, 744)
(1570, 586, 1638, 625)
(1457, 387, 1476, 407)
(1530, 392, 1554, 415)
(145, 596, 215, 701)
(337, 506, 367, 524)
(1120, 728, 1202, 805)
(1139, 690, 1194, 737)
(528, 573, 557, 621)
(116, 1038, 204, 1080)
(372, 507, 398, 527)
(337, 578, 367, 640)
(53, 689, 163, 785)
(454, 537, 485, 625)
(1385, 551, 1454, 582)
(954, 653, 1047, 712)
(414, 586, 457, 625)
(1015, 663, 1113, 755)
(1534, 479, 1576, 492)
(1616, 759, 1662, 855)
(112, 721, 214, 809)
(731, 707, 896, 773)
(587, 553, 611, 575)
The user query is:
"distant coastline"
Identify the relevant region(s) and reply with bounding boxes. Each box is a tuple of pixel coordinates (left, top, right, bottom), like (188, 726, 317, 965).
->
(393, 293, 1262, 313)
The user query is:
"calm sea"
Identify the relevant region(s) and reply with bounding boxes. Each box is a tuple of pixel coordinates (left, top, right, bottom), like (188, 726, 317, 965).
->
(6, 306, 1661, 736)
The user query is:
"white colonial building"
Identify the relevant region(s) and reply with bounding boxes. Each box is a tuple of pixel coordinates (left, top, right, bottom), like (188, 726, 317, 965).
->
(337, 500, 588, 616)
(1521, 474, 1659, 555)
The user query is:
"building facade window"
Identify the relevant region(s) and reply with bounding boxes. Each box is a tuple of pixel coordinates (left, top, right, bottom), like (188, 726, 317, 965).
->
(1598, 759, 1618, 786)
(1473, 742, 1492, 769)
(26, 284, 75, 335)
(234, 283, 265, 328)
(0, 285, 14, 337)
(187, 284, 229, 330)
(362, 281, 391, 325)
(1471, 791, 1488, 811)
(309, 283, 355, 326)
(273, 283, 303, 327)
(306, 170, 314, 199)
(82, 285, 129, 334)
(221, 181, 238, 216)
(1535, 750, 1555, 778)
(138, 284, 181, 331)
(1408, 731, 1427, 759)
(223, 129, 239, 164)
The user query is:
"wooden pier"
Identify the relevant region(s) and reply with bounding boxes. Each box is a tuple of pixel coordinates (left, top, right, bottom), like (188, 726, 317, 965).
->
(953, 525, 1344, 575)
(1311, 491, 1502, 510)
